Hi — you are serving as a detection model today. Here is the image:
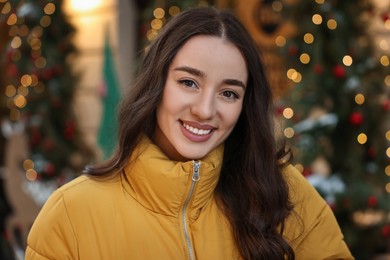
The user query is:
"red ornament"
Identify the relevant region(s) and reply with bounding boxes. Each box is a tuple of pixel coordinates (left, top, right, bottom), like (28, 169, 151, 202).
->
(275, 106, 285, 116)
(367, 147, 377, 158)
(43, 138, 56, 151)
(382, 100, 390, 111)
(381, 13, 390, 22)
(332, 65, 346, 79)
(64, 120, 75, 140)
(6, 64, 18, 77)
(42, 69, 54, 80)
(302, 168, 312, 177)
(30, 130, 42, 147)
(367, 195, 378, 207)
(44, 163, 56, 176)
(349, 112, 363, 126)
(313, 64, 324, 75)
(382, 225, 390, 238)
(288, 45, 298, 56)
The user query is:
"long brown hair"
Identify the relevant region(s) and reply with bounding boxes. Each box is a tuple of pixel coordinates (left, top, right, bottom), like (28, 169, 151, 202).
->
(85, 7, 294, 259)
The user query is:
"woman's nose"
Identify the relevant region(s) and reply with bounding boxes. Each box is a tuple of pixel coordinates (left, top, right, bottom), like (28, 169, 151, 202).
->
(190, 91, 216, 120)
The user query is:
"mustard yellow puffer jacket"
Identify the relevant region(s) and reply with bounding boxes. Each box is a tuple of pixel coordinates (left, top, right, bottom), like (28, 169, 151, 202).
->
(26, 137, 353, 259)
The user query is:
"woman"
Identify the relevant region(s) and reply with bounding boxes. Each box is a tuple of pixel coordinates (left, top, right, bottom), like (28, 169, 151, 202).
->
(26, 7, 353, 260)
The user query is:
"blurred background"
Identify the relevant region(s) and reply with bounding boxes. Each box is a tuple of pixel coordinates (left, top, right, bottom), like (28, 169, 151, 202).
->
(0, 0, 389, 259)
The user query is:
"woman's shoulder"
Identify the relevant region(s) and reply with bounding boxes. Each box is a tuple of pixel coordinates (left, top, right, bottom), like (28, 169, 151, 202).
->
(47, 173, 122, 206)
(282, 164, 325, 204)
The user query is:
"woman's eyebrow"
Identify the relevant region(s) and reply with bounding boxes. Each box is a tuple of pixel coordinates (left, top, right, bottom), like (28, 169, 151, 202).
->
(174, 65, 246, 89)
(223, 79, 246, 89)
(174, 66, 205, 77)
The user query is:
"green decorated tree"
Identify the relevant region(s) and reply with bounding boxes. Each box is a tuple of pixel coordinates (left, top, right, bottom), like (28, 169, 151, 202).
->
(278, 0, 390, 258)
(0, 0, 92, 183)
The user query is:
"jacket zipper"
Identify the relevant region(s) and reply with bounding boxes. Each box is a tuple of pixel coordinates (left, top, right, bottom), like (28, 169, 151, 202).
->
(182, 160, 201, 260)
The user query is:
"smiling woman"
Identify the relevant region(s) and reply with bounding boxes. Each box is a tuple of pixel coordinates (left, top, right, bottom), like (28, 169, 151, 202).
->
(154, 35, 247, 161)
(26, 7, 353, 260)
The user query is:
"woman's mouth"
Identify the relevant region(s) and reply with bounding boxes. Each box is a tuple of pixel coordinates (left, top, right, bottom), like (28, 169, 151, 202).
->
(180, 120, 215, 142)
(182, 122, 212, 136)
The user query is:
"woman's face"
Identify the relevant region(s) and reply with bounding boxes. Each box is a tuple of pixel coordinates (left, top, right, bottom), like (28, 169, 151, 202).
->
(154, 35, 248, 161)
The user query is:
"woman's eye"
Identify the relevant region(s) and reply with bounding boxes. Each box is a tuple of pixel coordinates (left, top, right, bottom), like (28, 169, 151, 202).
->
(222, 90, 239, 100)
(178, 79, 197, 88)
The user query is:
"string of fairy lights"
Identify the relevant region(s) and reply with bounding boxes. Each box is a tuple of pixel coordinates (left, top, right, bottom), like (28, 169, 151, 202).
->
(270, 0, 390, 193)
(146, 6, 181, 42)
(2, 1, 56, 122)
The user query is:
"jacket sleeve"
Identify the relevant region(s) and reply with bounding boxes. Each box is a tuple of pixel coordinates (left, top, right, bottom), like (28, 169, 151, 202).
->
(26, 189, 79, 260)
(283, 165, 354, 260)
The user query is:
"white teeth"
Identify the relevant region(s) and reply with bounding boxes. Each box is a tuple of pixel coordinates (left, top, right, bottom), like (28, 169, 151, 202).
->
(182, 123, 212, 136)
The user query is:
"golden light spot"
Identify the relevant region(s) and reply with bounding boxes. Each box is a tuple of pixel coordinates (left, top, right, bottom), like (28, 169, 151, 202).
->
(327, 19, 337, 30)
(19, 25, 29, 36)
(355, 93, 365, 105)
(18, 86, 29, 96)
(40, 15, 51, 27)
(7, 13, 17, 25)
(385, 20, 390, 30)
(10, 36, 22, 49)
(315, 0, 325, 3)
(21, 74, 32, 87)
(292, 72, 302, 83)
(312, 14, 323, 25)
(300, 53, 310, 64)
(151, 19, 163, 30)
(32, 26, 43, 38)
(304, 33, 314, 44)
(357, 133, 367, 144)
(387, 147, 390, 158)
(26, 169, 38, 181)
(9, 25, 18, 37)
(23, 159, 35, 171)
(386, 183, 390, 193)
(380, 55, 390, 66)
(35, 57, 47, 69)
(283, 107, 294, 119)
(287, 68, 297, 79)
(275, 35, 286, 47)
(5, 85, 16, 97)
(385, 165, 390, 176)
(44, 3, 56, 15)
(14, 95, 27, 108)
(272, 1, 283, 12)
(169, 6, 180, 16)
(379, 39, 389, 51)
(1, 2, 11, 14)
(31, 74, 39, 86)
(343, 55, 353, 66)
(153, 8, 165, 19)
(385, 75, 390, 87)
(146, 29, 158, 42)
(30, 38, 41, 50)
(284, 127, 295, 138)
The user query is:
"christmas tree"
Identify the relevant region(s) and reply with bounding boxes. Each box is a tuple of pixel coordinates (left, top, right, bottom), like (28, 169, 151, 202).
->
(277, 0, 390, 257)
(0, 0, 93, 184)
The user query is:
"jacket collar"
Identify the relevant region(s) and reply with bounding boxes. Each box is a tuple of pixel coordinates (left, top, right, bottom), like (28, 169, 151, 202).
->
(121, 136, 224, 219)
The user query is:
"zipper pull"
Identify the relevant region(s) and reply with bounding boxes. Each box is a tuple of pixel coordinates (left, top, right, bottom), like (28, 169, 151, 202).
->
(192, 161, 201, 182)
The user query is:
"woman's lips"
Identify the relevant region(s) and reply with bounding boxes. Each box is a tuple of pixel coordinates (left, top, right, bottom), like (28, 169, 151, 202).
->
(179, 120, 215, 142)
